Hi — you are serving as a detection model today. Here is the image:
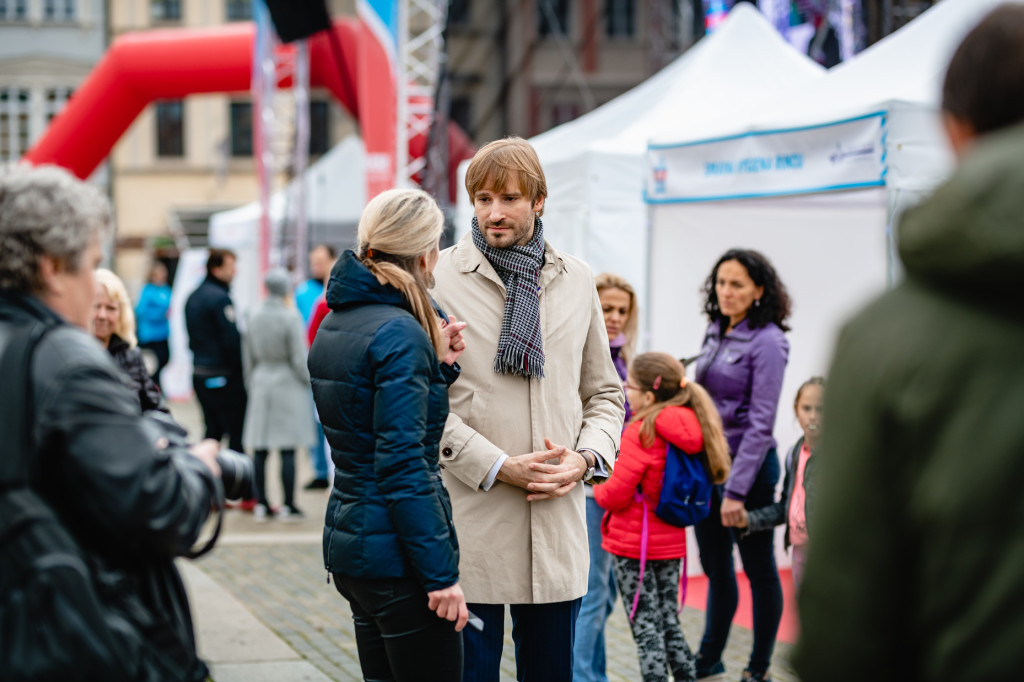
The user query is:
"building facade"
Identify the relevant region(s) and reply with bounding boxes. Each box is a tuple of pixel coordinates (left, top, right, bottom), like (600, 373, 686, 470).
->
(108, 0, 356, 287)
(445, 0, 704, 144)
(0, 0, 106, 179)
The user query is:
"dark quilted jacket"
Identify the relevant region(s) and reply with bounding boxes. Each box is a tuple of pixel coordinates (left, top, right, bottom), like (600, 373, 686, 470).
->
(308, 251, 459, 592)
(107, 333, 166, 413)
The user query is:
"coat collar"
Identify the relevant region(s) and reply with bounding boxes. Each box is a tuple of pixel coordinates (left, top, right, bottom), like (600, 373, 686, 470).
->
(453, 230, 568, 292)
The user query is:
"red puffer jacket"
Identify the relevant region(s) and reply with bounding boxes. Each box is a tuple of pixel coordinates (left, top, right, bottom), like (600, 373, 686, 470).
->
(594, 406, 704, 560)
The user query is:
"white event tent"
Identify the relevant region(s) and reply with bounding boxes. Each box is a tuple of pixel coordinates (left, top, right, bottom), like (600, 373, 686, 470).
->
(455, 4, 824, 310)
(162, 136, 366, 400)
(643, 0, 1020, 454)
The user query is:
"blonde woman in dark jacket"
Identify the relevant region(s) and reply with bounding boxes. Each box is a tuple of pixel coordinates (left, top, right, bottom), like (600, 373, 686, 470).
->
(309, 188, 470, 681)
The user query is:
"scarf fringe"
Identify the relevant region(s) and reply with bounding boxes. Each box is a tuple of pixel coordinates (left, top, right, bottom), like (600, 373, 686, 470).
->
(493, 344, 546, 380)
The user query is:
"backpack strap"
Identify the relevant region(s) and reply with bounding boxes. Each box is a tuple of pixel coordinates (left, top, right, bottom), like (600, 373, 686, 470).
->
(629, 489, 650, 623)
(0, 321, 49, 487)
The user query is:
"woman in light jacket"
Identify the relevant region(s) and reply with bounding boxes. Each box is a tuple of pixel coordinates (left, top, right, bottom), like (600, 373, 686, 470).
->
(242, 268, 316, 521)
(693, 249, 791, 682)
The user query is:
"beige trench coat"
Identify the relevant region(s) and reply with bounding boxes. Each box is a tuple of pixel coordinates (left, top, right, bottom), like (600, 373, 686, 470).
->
(432, 233, 625, 604)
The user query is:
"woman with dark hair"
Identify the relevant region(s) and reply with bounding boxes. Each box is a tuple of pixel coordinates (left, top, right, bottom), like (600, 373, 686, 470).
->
(692, 249, 791, 682)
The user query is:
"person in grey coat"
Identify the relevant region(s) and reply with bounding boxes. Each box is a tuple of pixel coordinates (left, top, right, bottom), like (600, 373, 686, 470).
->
(243, 268, 316, 521)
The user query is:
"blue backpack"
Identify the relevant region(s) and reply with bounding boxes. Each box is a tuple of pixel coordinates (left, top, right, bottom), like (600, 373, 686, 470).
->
(654, 442, 712, 527)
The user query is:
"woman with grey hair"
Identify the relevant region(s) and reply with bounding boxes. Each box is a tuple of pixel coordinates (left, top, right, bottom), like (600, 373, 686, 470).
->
(242, 267, 316, 521)
(0, 165, 221, 679)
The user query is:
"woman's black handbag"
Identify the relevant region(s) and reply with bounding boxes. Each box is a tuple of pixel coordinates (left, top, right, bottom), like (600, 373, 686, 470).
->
(0, 322, 207, 681)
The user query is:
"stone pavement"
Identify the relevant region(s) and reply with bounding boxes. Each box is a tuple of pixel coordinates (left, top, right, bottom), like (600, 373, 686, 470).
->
(169, 399, 799, 681)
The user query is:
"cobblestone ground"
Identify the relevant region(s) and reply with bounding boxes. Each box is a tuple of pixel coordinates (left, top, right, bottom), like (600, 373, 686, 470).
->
(173, 399, 798, 681)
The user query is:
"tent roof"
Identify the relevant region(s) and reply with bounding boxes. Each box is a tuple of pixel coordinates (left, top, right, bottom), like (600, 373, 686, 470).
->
(532, 4, 824, 162)
(651, 0, 1024, 145)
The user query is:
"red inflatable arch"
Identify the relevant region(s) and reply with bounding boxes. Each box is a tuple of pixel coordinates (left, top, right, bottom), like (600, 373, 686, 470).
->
(23, 17, 473, 203)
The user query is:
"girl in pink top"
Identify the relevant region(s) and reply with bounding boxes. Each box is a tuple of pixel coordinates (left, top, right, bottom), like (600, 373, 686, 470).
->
(740, 377, 824, 590)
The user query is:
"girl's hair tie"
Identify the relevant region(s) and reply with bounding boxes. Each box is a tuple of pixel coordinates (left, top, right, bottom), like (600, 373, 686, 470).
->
(679, 376, 688, 388)
(652, 375, 662, 390)
(365, 248, 377, 258)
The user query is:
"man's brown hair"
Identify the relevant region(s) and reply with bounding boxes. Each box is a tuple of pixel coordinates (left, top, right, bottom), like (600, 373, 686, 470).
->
(206, 248, 236, 276)
(942, 3, 1024, 135)
(464, 137, 547, 216)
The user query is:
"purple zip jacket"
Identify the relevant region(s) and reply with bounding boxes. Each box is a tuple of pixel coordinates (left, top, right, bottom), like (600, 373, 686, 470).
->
(609, 332, 632, 424)
(695, 318, 789, 501)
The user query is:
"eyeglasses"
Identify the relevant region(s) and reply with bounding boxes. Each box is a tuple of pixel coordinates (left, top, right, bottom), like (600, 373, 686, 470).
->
(624, 383, 644, 392)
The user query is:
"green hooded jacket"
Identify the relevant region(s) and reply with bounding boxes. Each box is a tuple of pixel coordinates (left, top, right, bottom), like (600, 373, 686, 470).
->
(793, 122, 1024, 681)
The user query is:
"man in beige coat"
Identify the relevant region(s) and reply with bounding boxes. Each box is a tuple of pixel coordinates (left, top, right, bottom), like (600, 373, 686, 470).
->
(433, 137, 625, 681)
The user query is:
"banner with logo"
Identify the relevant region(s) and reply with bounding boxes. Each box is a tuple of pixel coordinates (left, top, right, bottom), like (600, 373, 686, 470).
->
(644, 111, 887, 203)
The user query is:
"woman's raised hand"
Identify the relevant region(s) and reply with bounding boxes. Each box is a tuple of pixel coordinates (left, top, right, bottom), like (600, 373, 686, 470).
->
(440, 315, 468, 365)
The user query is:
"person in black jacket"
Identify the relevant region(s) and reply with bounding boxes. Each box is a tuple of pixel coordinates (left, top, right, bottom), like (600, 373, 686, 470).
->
(309, 188, 470, 681)
(92, 267, 166, 413)
(185, 247, 247, 452)
(0, 163, 223, 680)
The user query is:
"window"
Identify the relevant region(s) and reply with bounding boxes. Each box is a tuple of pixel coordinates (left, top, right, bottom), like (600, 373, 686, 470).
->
(550, 102, 580, 128)
(0, 0, 29, 21)
(448, 0, 470, 25)
(43, 0, 77, 21)
(605, 0, 635, 37)
(450, 96, 472, 137)
(226, 0, 251, 21)
(45, 87, 73, 125)
(151, 0, 181, 21)
(538, 0, 568, 36)
(155, 100, 184, 158)
(230, 102, 252, 157)
(0, 88, 31, 161)
(308, 100, 329, 156)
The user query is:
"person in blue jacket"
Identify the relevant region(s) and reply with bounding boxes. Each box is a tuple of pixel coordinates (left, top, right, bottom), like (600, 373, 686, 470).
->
(308, 188, 470, 681)
(135, 261, 172, 391)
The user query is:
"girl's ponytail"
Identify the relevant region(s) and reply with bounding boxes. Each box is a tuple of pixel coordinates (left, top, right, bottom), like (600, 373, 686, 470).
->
(629, 352, 730, 484)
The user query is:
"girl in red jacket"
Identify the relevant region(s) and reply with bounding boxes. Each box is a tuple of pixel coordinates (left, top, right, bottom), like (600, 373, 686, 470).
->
(595, 352, 730, 682)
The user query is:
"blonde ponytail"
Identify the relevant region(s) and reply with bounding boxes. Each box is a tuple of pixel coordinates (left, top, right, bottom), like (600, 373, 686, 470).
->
(356, 189, 446, 359)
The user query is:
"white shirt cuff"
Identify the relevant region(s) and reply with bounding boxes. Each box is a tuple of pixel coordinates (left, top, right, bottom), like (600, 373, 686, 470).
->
(578, 447, 609, 480)
(481, 453, 508, 491)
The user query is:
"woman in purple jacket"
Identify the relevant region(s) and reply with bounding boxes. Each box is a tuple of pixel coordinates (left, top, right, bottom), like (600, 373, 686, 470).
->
(693, 249, 790, 682)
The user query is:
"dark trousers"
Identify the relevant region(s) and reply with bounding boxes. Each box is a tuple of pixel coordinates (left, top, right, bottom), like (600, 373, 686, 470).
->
(694, 450, 783, 675)
(333, 574, 463, 682)
(464, 599, 582, 682)
(254, 448, 295, 508)
(139, 339, 169, 390)
(192, 373, 246, 453)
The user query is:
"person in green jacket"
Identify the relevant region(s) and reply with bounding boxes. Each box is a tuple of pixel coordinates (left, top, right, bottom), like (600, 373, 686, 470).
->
(793, 5, 1024, 680)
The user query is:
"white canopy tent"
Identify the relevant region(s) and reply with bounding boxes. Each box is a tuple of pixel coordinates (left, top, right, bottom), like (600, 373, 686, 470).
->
(163, 136, 366, 400)
(455, 4, 824, 310)
(643, 0, 1020, 455)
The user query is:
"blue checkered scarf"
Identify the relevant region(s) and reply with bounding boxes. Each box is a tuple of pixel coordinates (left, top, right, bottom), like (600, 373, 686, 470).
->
(471, 216, 546, 379)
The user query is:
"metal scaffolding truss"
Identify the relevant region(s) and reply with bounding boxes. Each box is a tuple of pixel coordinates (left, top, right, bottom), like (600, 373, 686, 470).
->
(396, 0, 449, 188)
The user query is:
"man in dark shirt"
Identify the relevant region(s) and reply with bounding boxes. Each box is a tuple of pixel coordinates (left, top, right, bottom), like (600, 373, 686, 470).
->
(185, 248, 247, 454)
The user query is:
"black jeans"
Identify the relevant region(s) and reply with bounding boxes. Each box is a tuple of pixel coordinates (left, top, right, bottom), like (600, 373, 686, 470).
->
(333, 574, 463, 682)
(192, 373, 246, 453)
(253, 448, 295, 508)
(694, 450, 783, 675)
